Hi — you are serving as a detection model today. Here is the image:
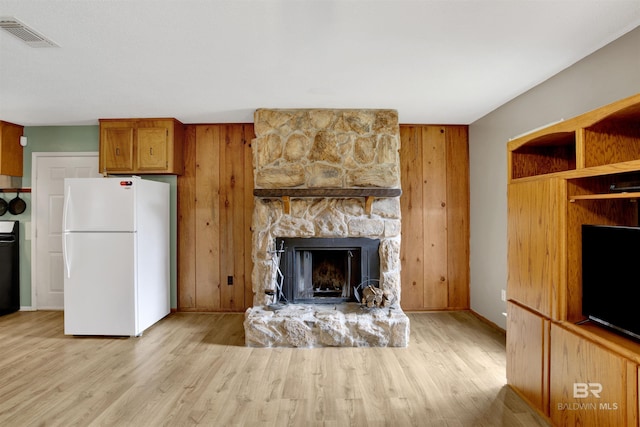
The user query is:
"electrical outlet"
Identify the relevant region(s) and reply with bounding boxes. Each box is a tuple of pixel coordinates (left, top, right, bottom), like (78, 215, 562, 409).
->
(227, 276, 234, 285)
(501, 289, 507, 302)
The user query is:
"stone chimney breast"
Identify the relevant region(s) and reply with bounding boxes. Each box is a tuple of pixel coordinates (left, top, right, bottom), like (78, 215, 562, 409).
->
(246, 108, 409, 347)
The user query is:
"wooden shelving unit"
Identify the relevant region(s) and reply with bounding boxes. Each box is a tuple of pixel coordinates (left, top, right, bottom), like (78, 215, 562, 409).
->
(506, 93, 640, 426)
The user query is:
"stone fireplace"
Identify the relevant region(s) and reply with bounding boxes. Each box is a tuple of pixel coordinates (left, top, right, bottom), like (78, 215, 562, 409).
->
(244, 108, 410, 347)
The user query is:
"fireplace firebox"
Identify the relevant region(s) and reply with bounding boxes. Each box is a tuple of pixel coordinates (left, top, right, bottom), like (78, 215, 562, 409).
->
(277, 237, 380, 304)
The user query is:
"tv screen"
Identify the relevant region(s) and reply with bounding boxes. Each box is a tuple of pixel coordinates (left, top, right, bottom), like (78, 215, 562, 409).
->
(582, 224, 640, 340)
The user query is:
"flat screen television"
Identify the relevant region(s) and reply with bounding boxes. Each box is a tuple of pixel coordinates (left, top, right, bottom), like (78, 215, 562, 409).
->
(582, 224, 640, 340)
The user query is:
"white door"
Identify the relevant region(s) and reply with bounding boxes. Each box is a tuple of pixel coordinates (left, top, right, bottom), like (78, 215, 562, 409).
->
(33, 153, 100, 309)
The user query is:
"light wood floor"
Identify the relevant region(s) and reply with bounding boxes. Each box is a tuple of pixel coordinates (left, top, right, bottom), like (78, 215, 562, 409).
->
(0, 310, 549, 426)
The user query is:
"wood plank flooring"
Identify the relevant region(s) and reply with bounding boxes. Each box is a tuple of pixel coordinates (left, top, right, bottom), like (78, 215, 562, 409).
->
(0, 310, 549, 426)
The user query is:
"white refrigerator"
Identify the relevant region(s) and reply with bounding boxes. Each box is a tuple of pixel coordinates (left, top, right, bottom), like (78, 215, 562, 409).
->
(63, 177, 170, 336)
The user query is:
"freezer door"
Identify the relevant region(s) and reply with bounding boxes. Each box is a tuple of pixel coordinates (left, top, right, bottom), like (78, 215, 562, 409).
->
(63, 178, 136, 232)
(63, 232, 137, 336)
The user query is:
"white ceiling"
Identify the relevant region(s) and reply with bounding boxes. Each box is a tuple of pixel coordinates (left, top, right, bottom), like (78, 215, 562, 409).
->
(1, 1, 639, 127)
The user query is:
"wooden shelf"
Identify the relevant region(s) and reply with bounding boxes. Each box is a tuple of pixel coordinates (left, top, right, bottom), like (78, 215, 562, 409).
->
(569, 191, 640, 202)
(508, 93, 640, 181)
(0, 188, 31, 193)
(511, 159, 640, 184)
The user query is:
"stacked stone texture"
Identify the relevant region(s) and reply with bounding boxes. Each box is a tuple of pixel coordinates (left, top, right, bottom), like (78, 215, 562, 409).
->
(253, 109, 401, 189)
(244, 305, 409, 348)
(246, 108, 409, 347)
(251, 197, 402, 306)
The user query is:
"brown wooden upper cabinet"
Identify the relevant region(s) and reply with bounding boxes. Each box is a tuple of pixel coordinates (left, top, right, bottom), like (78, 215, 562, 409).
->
(0, 120, 24, 177)
(99, 118, 184, 175)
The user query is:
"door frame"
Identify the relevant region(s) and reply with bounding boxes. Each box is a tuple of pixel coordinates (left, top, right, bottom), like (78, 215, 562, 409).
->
(30, 152, 99, 309)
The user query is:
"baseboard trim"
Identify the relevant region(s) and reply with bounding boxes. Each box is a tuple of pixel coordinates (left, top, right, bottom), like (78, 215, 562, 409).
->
(470, 309, 506, 333)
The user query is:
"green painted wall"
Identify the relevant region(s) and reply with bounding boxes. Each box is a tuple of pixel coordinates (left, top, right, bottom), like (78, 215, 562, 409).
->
(12, 126, 178, 309)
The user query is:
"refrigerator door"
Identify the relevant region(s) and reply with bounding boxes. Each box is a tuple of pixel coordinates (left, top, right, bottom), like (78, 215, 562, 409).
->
(63, 232, 137, 336)
(63, 177, 136, 232)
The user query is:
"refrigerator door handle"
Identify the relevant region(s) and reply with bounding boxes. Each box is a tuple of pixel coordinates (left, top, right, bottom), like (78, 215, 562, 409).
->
(62, 233, 71, 279)
(63, 184, 71, 231)
(62, 184, 71, 278)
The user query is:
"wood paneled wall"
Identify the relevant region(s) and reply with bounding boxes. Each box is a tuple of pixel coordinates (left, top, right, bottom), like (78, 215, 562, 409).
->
(399, 125, 470, 310)
(178, 124, 254, 311)
(177, 124, 469, 312)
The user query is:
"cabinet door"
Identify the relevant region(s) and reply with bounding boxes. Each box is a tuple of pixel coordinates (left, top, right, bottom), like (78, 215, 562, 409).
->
(550, 324, 633, 426)
(507, 178, 565, 318)
(137, 126, 168, 171)
(100, 118, 183, 175)
(100, 124, 134, 173)
(507, 301, 550, 415)
(0, 121, 24, 176)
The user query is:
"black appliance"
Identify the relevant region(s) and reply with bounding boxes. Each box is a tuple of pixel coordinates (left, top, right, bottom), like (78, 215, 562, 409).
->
(0, 221, 19, 315)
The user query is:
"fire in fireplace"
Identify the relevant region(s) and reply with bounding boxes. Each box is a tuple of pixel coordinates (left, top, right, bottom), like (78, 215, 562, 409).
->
(276, 237, 380, 304)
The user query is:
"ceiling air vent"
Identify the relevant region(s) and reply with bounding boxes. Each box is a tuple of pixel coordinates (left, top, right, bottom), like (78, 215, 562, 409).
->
(0, 17, 58, 47)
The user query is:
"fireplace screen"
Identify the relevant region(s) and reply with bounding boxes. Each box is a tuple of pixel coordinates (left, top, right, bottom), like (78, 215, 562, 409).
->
(277, 237, 380, 304)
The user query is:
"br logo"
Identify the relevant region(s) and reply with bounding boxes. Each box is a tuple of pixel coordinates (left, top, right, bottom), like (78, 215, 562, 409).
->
(573, 383, 602, 398)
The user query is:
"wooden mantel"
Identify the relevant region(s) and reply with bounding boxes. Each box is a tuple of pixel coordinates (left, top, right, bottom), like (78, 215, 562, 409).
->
(253, 187, 402, 215)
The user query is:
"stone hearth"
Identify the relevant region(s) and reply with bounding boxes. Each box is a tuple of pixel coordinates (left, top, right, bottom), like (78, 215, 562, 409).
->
(245, 304, 408, 347)
(245, 108, 410, 347)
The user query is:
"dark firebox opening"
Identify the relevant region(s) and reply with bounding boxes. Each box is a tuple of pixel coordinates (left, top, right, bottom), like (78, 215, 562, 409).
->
(278, 237, 380, 304)
(297, 249, 360, 300)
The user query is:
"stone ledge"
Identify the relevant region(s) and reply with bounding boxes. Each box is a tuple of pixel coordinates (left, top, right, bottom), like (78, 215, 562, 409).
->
(244, 303, 410, 348)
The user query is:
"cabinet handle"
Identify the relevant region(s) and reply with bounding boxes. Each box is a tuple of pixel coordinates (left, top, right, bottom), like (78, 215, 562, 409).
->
(150, 147, 153, 156)
(116, 147, 120, 156)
